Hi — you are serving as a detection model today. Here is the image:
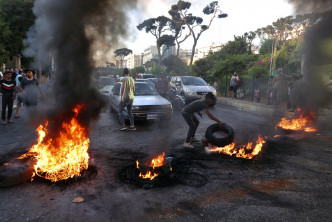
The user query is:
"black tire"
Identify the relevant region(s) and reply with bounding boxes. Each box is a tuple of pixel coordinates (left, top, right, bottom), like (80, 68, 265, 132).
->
(205, 123, 234, 147)
(0, 161, 34, 188)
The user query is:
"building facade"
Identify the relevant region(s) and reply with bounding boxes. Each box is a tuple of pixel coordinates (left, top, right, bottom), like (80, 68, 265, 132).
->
(143, 46, 158, 65)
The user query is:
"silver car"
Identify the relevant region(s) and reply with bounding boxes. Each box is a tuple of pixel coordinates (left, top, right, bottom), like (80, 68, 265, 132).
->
(170, 76, 217, 103)
(110, 82, 173, 120)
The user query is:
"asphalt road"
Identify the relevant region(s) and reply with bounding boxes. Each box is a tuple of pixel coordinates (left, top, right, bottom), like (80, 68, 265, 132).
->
(0, 104, 331, 222)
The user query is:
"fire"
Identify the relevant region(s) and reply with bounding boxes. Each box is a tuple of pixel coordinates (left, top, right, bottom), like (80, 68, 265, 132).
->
(19, 105, 90, 182)
(139, 171, 159, 180)
(209, 136, 266, 160)
(136, 153, 166, 180)
(147, 152, 165, 169)
(276, 111, 317, 132)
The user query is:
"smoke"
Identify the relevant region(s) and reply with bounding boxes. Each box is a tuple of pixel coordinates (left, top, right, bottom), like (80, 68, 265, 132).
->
(24, 0, 138, 127)
(287, 0, 332, 111)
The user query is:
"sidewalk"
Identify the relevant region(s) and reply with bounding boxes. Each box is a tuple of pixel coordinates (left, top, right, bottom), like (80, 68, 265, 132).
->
(217, 97, 291, 118)
(217, 97, 332, 125)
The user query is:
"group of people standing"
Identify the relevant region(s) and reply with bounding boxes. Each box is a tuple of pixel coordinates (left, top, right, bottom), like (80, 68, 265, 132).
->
(0, 68, 40, 125)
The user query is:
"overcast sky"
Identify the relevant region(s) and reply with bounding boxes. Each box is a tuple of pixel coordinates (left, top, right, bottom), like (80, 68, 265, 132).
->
(124, 0, 295, 54)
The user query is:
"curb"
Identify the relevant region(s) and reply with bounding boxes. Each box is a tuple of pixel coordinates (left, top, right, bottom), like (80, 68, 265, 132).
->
(217, 97, 286, 117)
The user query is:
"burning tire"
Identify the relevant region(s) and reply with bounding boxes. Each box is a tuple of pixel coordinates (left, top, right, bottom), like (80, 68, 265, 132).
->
(205, 123, 234, 147)
(0, 159, 34, 188)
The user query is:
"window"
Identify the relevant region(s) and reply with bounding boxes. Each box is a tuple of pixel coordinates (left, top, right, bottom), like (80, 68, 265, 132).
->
(112, 83, 121, 95)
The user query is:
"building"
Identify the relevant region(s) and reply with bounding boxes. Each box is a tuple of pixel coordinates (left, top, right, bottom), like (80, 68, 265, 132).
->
(161, 45, 176, 60)
(143, 46, 158, 65)
(193, 43, 223, 63)
(125, 54, 142, 69)
(179, 49, 193, 65)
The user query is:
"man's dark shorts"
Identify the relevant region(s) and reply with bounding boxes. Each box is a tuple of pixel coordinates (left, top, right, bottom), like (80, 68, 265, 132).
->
(232, 85, 238, 93)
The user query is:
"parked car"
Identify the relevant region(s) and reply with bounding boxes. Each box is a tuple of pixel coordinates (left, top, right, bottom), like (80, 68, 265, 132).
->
(170, 76, 217, 103)
(147, 78, 158, 85)
(138, 74, 155, 79)
(135, 79, 155, 87)
(110, 82, 173, 120)
(98, 76, 116, 96)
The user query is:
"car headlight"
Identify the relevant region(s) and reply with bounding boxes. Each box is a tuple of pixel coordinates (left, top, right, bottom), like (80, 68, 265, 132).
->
(186, 89, 196, 96)
(213, 90, 217, 96)
(132, 106, 140, 111)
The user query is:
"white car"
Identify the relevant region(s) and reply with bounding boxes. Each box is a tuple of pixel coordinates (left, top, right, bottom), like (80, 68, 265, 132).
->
(110, 82, 173, 120)
(170, 76, 217, 103)
(98, 76, 116, 96)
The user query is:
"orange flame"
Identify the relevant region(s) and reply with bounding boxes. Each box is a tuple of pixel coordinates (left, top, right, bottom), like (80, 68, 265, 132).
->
(19, 105, 90, 182)
(276, 114, 317, 132)
(209, 136, 266, 160)
(139, 171, 159, 180)
(136, 153, 166, 180)
(147, 152, 165, 169)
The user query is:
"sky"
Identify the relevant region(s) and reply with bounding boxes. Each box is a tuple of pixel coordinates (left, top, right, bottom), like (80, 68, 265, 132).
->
(124, 0, 295, 54)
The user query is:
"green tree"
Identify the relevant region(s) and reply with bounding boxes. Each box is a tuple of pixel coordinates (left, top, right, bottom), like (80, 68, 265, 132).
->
(243, 31, 256, 54)
(275, 38, 303, 73)
(218, 35, 248, 56)
(169, 0, 227, 66)
(248, 65, 269, 77)
(259, 39, 274, 55)
(114, 48, 132, 68)
(137, 16, 175, 65)
(162, 55, 187, 75)
(130, 66, 145, 76)
(0, 0, 35, 67)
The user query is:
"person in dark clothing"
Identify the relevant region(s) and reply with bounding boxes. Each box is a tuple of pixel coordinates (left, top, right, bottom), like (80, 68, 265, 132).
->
(19, 69, 41, 108)
(0, 72, 17, 125)
(155, 73, 169, 99)
(181, 92, 224, 148)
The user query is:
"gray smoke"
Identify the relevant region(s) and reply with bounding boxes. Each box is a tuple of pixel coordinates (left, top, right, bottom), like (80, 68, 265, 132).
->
(287, 0, 332, 111)
(24, 0, 138, 128)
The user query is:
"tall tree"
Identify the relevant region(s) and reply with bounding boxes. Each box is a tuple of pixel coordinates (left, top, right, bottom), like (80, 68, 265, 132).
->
(114, 48, 132, 68)
(169, 2, 192, 57)
(243, 31, 256, 54)
(137, 16, 175, 65)
(169, 1, 228, 66)
(0, 0, 35, 67)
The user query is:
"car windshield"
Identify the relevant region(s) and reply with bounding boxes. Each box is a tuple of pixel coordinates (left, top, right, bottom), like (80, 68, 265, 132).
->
(182, 77, 207, 86)
(142, 74, 155, 79)
(98, 77, 115, 86)
(135, 83, 159, 96)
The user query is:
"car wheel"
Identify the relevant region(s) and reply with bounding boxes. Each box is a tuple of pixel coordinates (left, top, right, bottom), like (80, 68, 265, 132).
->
(205, 123, 234, 147)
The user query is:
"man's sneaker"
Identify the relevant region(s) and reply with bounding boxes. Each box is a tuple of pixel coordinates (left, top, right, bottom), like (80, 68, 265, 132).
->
(128, 126, 136, 131)
(1, 120, 7, 125)
(119, 126, 127, 131)
(183, 143, 194, 149)
(190, 137, 199, 142)
(7, 120, 13, 124)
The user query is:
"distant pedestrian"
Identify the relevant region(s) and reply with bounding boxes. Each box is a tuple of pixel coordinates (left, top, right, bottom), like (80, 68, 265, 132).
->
(182, 93, 224, 149)
(230, 72, 240, 99)
(15, 71, 24, 118)
(155, 73, 169, 99)
(20, 69, 41, 108)
(0, 71, 16, 125)
(254, 75, 261, 103)
(118, 68, 136, 131)
(10, 68, 17, 82)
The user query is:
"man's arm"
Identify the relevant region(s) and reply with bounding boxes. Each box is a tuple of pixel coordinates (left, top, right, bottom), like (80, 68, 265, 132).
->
(205, 109, 223, 126)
